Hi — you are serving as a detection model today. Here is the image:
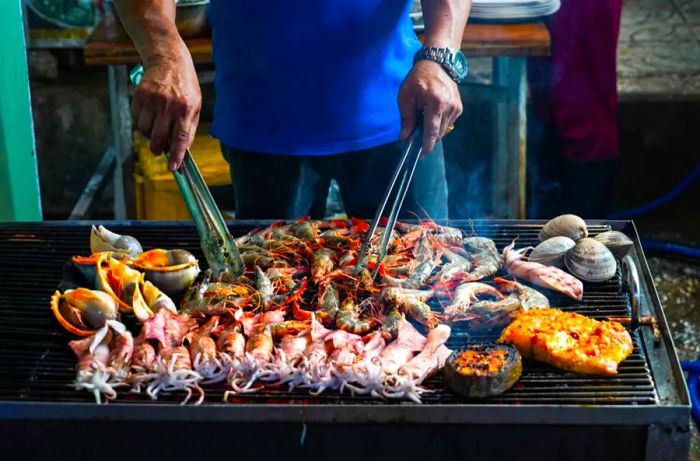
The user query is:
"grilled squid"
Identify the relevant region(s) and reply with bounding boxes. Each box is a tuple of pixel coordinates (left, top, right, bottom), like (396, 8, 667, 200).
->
(68, 320, 131, 403)
(146, 346, 204, 405)
(184, 317, 228, 383)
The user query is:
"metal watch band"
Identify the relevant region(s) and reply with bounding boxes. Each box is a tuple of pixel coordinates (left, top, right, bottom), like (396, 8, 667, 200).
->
(414, 46, 464, 83)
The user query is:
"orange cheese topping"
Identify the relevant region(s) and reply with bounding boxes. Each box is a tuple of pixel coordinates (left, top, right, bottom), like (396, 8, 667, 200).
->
(453, 348, 510, 376)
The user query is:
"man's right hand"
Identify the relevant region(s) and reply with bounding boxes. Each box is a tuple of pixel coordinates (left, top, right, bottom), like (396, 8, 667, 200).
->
(131, 50, 201, 171)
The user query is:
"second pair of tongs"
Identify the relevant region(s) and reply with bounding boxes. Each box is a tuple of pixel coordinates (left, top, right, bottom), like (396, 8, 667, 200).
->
(130, 64, 243, 281)
(354, 123, 424, 279)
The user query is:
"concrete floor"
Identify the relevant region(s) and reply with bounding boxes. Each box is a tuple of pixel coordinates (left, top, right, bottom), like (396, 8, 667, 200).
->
(618, 0, 700, 98)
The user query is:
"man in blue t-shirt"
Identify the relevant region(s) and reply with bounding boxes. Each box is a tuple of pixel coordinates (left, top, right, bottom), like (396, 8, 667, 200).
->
(114, 0, 470, 219)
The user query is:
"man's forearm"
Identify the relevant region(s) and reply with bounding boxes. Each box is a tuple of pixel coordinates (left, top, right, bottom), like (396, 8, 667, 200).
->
(112, 0, 186, 66)
(420, 0, 471, 48)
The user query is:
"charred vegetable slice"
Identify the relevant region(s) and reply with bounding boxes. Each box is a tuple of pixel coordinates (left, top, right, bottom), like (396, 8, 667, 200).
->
(444, 343, 522, 398)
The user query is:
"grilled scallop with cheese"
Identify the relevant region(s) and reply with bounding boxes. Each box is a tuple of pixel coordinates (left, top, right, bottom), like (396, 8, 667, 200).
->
(498, 308, 633, 375)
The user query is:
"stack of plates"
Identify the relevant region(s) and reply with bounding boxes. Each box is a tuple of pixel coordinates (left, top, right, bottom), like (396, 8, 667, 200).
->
(470, 0, 560, 21)
(410, 0, 560, 29)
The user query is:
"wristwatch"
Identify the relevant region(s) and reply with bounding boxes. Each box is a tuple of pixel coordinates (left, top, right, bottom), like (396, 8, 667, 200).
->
(414, 47, 469, 83)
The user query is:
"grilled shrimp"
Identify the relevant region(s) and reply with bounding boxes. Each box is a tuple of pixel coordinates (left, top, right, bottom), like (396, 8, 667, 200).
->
(312, 248, 336, 283)
(461, 237, 501, 281)
(443, 282, 504, 321)
(380, 306, 404, 339)
(256, 266, 274, 309)
(316, 281, 340, 325)
(382, 287, 438, 328)
(268, 320, 310, 338)
(335, 297, 377, 335)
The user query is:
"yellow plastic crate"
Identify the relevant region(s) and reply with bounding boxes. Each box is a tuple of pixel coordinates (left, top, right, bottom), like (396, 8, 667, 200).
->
(133, 123, 232, 220)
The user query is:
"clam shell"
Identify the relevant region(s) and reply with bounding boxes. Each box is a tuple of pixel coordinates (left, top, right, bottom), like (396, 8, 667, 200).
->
(593, 231, 633, 259)
(528, 236, 576, 268)
(564, 238, 617, 283)
(539, 214, 588, 242)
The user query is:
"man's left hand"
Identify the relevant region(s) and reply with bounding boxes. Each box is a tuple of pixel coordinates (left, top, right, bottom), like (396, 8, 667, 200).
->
(398, 60, 463, 154)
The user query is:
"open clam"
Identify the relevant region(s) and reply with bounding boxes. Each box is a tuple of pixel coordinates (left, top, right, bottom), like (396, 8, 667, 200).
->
(50, 288, 118, 336)
(528, 236, 576, 268)
(593, 231, 633, 259)
(564, 238, 617, 283)
(539, 214, 588, 242)
(90, 225, 143, 257)
(131, 249, 200, 299)
(71, 252, 132, 286)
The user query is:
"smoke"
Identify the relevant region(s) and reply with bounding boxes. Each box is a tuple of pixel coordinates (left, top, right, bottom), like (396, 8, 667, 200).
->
(446, 163, 490, 220)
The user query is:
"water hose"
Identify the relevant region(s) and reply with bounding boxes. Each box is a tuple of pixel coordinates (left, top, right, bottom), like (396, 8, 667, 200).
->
(641, 240, 700, 260)
(609, 162, 700, 219)
(681, 358, 700, 423)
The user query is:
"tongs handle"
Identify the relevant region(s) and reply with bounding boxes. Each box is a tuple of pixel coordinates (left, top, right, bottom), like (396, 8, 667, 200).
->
(355, 121, 424, 278)
(130, 64, 244, 280)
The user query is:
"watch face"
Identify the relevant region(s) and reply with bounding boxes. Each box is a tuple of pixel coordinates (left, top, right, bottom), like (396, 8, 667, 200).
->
(453, 52, 469, 80)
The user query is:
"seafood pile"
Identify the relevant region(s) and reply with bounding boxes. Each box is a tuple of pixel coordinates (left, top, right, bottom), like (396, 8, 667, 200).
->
(50, 215, 634, 404)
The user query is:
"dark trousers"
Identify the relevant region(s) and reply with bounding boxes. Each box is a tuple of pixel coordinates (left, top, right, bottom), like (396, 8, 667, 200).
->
(222, 141, 448, 220)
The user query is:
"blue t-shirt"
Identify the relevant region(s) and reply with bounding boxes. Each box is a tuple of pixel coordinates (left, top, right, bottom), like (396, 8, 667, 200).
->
(208, 0, 421, 155)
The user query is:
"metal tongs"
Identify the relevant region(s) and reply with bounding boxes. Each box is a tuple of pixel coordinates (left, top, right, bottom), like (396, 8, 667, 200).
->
(354, 122, 424, 279)
(170, 149, 244, 280)
(130, 64, 244, 281)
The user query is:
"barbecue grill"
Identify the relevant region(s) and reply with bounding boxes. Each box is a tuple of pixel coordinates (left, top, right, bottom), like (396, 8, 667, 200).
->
(0, 220, 690, 461)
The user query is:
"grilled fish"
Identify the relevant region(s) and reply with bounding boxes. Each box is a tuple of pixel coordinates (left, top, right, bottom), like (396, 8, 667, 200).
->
(498, 308, 633, 375)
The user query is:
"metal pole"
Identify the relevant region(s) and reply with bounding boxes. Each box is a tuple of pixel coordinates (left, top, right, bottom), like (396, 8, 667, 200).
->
(0, 0, 42, 221)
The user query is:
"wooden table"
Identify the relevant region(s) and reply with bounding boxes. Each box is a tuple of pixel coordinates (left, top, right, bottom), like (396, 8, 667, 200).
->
(83, 13, 549, 219)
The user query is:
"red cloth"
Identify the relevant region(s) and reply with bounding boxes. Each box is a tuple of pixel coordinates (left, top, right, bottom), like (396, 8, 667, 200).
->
(529, 0, 623, 160)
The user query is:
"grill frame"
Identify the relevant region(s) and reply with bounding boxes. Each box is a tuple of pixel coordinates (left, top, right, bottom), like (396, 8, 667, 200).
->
(0, 220, 690, 444)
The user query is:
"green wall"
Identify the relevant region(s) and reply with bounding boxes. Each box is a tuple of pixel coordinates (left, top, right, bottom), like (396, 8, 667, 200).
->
(0, 1, 42, 221)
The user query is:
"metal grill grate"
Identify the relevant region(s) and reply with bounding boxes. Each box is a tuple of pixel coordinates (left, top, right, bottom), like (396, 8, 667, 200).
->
(0, 221, 658, 406)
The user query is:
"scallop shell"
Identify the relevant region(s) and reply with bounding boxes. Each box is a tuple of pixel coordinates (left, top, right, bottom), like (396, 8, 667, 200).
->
(528, 236, 576, 268)
(539, 214, 588, 242)
(593, 231, 633, 259)
(564, 238, 617, 283)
